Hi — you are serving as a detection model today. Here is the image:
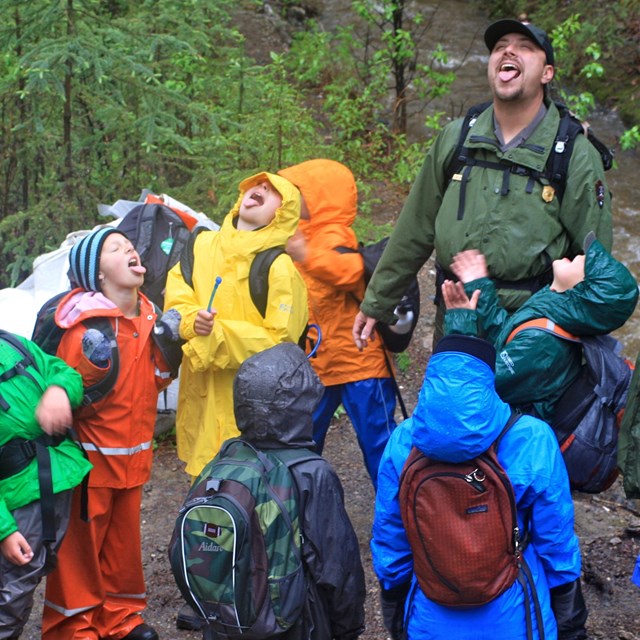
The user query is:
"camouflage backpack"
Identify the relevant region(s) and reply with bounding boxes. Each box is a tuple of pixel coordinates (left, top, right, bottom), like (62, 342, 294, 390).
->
(168, 438, 319, 639)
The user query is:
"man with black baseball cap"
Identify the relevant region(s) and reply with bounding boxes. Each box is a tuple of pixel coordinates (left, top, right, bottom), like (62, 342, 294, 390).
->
(354, 16, 612, 352)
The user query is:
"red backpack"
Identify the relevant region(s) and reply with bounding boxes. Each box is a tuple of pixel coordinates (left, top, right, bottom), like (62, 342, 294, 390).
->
(399, 412, 522, 607)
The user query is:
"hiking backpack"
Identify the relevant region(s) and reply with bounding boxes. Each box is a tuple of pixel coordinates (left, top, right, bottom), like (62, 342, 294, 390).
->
(31, 291, 119, 406)
(445, 100, 613, 214)
(180, 232, 289, 318)
(168, 439, 320, 639)
(336, 237, 421, 353)
(118, 201, 193, 308)
(399, 411, 525, 607)
(506, 319, 633, 493)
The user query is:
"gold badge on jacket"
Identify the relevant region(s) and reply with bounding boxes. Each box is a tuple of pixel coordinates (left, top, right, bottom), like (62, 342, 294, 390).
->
(542, 185, 555, 203)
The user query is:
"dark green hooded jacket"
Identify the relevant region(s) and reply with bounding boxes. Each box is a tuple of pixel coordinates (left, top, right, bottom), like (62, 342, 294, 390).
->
(445, 235, 638, 422)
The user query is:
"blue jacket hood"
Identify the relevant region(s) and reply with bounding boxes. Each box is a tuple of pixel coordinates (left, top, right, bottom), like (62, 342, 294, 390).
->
(411, 349, 512, 462)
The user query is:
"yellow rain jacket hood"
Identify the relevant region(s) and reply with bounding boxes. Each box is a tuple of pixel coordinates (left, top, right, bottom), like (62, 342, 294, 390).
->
(164, 172, 308, 476)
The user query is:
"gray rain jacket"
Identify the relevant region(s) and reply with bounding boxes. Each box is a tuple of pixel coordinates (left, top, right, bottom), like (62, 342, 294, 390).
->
(233, 343, 366, 640)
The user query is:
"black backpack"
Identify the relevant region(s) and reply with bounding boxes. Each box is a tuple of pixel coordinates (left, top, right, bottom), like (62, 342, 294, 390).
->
(336, 237, 421, 353)
(118, 202, 192, 308)
(31, 291, 119, 406)
(445, 100, 613, 217)
(507, 319, 632, 493)
(168, 439, 321, 638)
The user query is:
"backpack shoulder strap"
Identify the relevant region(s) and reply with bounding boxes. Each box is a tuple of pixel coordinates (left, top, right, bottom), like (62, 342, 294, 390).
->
(179, 226, 209, 290)
(0, 330, 36, 371)
(493, 409, 522, 452)
(444, 101, 492, 183)
(546, 104, 585, 204)
(0, 331, 39, 408)
(79, 317, 120, 406)
(506, 318, 581, 345)
(249, 246, 287, 318)
(547, 102, 613, 204)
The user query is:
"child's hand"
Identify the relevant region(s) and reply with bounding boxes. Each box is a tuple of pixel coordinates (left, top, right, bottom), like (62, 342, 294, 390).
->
(450, 250, 489, 283)
(286, 230, 307, 262)
(0, 531, 34, 565)
(194, 309, 215, 336)
(442, 280, 480, 310)
(36, 385, 72, 435)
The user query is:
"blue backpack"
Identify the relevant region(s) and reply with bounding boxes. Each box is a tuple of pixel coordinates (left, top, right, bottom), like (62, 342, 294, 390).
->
(508, 319, 632, 493)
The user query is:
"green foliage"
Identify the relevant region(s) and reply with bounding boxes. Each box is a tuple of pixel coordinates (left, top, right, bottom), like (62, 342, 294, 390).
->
(620, 126, 640, 152)
(549, 15, 600, 120)
(353, 215, 394, 244)
(350, 0, 454, 134)
(395, 350, 411, 372)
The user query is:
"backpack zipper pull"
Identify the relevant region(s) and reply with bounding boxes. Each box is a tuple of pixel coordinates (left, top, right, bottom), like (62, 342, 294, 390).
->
(514, 525, 522, 557)
(464, 468, 487, 492)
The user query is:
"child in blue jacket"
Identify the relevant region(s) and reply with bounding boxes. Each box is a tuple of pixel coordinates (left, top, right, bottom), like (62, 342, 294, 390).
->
(372, 334, 587, 640)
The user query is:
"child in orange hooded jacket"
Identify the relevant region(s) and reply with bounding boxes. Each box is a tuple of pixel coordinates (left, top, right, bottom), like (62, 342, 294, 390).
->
(42, 227, 182, 640)
(279, 159, 397, 488)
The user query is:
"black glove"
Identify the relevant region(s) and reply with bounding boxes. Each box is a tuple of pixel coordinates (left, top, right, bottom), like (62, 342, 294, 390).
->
(152, 308, 185, 376)
(82, 328, 111, 368)
(380, 582, 410, 640)
(157, 308, 182, 341)
(550, 579, 589, 640)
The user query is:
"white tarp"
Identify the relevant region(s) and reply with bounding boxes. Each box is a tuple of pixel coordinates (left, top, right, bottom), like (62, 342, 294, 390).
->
(0, 193, 218, 416)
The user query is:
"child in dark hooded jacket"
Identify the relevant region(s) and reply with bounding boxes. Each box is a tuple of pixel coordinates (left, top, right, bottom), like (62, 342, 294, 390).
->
(231, 342, 366, 640)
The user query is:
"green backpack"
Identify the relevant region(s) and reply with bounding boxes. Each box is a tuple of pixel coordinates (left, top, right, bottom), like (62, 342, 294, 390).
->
(168, 438, 319, 639)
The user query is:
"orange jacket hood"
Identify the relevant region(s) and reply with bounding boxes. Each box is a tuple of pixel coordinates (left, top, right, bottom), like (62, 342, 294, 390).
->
(279, 159, 358, 233)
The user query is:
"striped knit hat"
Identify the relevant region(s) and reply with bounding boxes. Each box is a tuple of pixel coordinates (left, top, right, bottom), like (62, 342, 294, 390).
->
(68, 227, 126, 292)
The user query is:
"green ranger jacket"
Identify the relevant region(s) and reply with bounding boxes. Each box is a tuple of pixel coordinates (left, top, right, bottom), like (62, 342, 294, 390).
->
(0, 334, 92, 542)
(445, 237, 638, 423)
(361, 102, 613, 323)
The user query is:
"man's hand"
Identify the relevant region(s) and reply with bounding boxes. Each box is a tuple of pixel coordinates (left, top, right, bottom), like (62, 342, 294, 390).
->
(286, 230, 307, 263)
(442, 280, 480, 311)
(353, 311, 378, 351)
(194, 309, 216, 336)
(36, 385, 72, 436)
(0, 531, 34, 565)
(450, 250, 489, 283)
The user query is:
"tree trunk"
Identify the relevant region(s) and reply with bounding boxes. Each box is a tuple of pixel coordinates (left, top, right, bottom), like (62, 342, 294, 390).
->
(391, 1, 407, 134)
(63, 0, 74, 192)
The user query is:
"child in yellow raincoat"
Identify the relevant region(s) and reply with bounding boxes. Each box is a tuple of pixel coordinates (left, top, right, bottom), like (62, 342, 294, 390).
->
(164, 172, 308, 479)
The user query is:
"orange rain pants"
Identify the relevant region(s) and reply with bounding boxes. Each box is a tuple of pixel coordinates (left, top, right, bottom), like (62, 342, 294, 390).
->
(42, 485, 147, 639)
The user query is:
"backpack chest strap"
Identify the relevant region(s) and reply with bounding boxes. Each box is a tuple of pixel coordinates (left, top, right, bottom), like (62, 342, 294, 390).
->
(453, 148, 547, 221)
